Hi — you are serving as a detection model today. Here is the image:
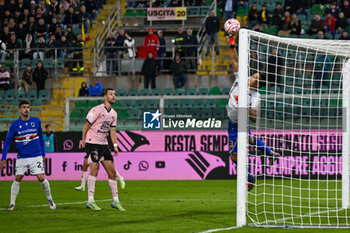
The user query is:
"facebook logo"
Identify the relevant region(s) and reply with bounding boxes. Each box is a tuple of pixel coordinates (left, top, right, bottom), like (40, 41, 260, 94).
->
(143, 110, 161, 129)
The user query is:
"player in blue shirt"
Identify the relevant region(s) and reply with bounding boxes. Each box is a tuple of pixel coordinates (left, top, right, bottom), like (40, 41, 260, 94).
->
(0, 100, 56, 210)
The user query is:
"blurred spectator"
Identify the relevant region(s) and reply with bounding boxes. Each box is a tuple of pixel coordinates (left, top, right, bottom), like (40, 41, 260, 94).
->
(89, 78, 103, 96)
(175, 27, 186, 57)
(272, 2, 283, 26)
(57, 8, 66, 27)
(250, 51, 265, 74)
(18, 64, 32, 94)
(325, 2, 340, 19)
(59, 35, 71, 58)
(32, 60, 48, 95)
(290, 14, 301, 35)
(144, 27, 159, 50)
(72, 34, 84, 74)
(44, 124, 55, 153)
(252, 23, 264, 33)
(64, 6, 77, 27)
(184, 28, 198, 71)
(85, 0, 97, 21)
(340, 30, 350, 40)
(267, 49, 284, 86)
(49, 17, 59, 36)
(78, 5, 91, 32)
(141, 51, 159, 89)
(309, 14, 323, 35)
(157, 30, 166, 70)
(21, 34, 35, 59)
(323, 14, 337, 34)
(170, 54, 187, 88)
(26, 16, 36, 36)
(335, 12, 348, 33)
(35, 18, 48, 41)
(0, 64, 10, 90)
(55, 26, 63, 41)
(315, 55, 332, 88)
(46, 34, 60, 58)
(124, 31, 135, 59)
(7, 34, 20, 60)
(17, 23, 26, 42)
(104, 32, 117, 75)
(33, 36, 45, 60)
(64, 26, 75, 44)
(59, 0, 70, 11)
(79, 81, 89, 96)
(1, 26, 10, 45)
(115, 28, 126, 74)
(342, 0, 350, 23)
(259, 5, 271, 25)
(248, 3, 259, 26)
(222, 0, 238, 21)
(317, 30, 325, 39)
(295, 0, 310, 17)
(205, 11, 220, 56)
(278, 11, 291, 37)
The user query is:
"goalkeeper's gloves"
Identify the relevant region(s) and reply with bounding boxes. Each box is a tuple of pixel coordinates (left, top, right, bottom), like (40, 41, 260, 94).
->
(225, 33, 236, 48)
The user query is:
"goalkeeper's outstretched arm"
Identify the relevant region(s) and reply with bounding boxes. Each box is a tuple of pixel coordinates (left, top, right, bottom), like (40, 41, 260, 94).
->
(230, 46, 238, 73)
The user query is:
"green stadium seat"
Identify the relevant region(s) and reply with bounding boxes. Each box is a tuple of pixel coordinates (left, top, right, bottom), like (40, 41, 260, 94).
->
(57, 57, 65, 68)
(209, 87, 221, 95)
(205, 99, 216, 108)
(189, 108, 200, 118)
(129, 109, 140, 119)
(200, 108, 212, 119)
(188, 8, 200, 16)
(217, 99, 227, 108)
(182, 99, 192, 108)
(193, 99, 204, 108)
(222, 87, 230, 95)
(186, 88, 197, 96)
(88, 100, 99, 108)
(112, 100, 123, 109)
(82, 109, 89, 118)
(123, 121, 137, 130)
(198, 88, 208, 95)
(128, 89, 138, 96)
(200, 7, 209, 15)
(32, 99, 43, 106)
(117, 89, 127, 96)
(177, 108, 188, 115)
(27, 90, 37, 101)
(0, 90, 3, 99)
(19, 58, 31, 69)
(134, 100, 145, 108)
(175, 88, 185, 96)
(146, 99, 159, 109)
(38, 90, 49, 101)
(169, 99, 180, 108)
(16, 90, 26, 100)
(213, 108, 226, 119)
(163, 88, 173, 96)
(75, 100, 87, 109)
(164, 108, 176, 115)
(140, 89, 150, 96)
(122, 100, 133, 109)
(43, 58, 54, 68)
(118, 109, 129, 120)
(4, 90, 14, 101)
(135, 9, 146, 17)
(70, 110, 82, 121)
(269, 25, 278, 35)
(8, 99, 18, 106)
(311, 4, 324, 15)
(151, 88, 161, 96)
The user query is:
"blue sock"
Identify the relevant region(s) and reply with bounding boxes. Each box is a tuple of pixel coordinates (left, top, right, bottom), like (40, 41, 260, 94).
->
(255, 138, 274, 157)
(248, 168, 254, 182)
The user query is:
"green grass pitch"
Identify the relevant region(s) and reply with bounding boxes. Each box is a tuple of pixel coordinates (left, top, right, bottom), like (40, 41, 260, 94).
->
(0, 180, 349, 233)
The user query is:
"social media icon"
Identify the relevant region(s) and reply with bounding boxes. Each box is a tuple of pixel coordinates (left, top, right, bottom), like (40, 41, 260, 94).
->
(155, 161, 165, 168)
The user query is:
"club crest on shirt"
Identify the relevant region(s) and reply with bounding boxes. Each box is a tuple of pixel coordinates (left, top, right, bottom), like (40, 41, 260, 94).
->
(31, 122, 35, 127)
(19, 125, 22, 129)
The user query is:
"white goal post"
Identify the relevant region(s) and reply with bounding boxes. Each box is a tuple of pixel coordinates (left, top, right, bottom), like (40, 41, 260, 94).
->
(236, 29, 350, 228)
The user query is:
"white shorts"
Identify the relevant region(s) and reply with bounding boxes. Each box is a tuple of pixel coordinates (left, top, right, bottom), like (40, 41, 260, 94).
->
(15, 156, 44, 176)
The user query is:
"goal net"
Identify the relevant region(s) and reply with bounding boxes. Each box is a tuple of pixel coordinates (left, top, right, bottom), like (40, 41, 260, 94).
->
(236, 29, 350, 228)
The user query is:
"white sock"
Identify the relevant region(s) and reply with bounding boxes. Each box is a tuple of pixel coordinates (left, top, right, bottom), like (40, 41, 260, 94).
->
(40, 179, 53, 201)
(81, 171, 88, 188)
(88, 195, 94, 203)
(10, 181, 20, 205)
(113, 196, 119, 203)
(115, 169, 122, 180)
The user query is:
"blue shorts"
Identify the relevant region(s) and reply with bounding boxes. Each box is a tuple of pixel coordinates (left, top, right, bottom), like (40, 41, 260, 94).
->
(228, 120, 252, 154)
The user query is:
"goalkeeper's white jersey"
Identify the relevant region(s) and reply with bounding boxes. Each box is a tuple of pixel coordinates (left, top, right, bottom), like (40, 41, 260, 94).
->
(226, 79, 260, 123)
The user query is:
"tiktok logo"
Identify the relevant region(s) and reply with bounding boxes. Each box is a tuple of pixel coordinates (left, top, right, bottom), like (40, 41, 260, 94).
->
(124, 161, 132, 170)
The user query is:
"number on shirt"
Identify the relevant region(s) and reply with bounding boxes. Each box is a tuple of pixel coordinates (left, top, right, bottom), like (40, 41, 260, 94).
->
(37, 162, 42, 168)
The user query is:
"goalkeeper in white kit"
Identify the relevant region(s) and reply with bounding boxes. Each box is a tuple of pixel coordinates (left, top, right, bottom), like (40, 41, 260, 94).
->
(226, 35, 279, 191)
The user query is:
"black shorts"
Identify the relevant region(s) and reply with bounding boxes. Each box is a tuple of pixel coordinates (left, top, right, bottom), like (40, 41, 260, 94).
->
(84, 143, 113, 163)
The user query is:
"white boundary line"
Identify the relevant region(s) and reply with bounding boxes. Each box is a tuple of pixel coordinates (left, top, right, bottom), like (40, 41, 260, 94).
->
(198, 226, 238, 233)
(0, 198, 233, 211)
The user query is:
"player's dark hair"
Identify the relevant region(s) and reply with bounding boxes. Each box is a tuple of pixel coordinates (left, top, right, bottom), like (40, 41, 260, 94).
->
(19, 100, 30, 108)
(103, 88, 115, 96)
(45, 124, 51, 129)
(258, 73, 267, 88)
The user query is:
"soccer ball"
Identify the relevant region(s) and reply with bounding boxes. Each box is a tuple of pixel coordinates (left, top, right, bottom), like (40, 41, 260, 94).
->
(224, 18, 240, 35)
